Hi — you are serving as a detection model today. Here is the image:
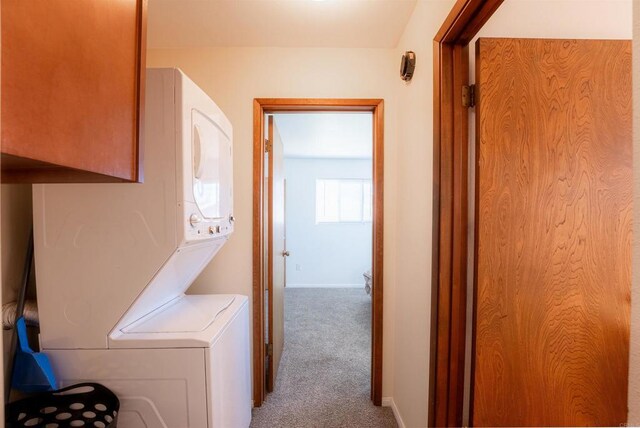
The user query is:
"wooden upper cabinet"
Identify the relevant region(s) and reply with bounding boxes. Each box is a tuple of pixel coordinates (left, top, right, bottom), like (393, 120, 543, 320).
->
(1, 0, 147, 183)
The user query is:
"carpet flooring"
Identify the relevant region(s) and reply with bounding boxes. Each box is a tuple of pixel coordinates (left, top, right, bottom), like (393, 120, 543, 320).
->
(250, 288, 398, 428)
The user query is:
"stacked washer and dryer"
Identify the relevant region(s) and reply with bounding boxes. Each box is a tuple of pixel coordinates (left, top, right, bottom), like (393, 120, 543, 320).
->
(32, 68, 251, 427)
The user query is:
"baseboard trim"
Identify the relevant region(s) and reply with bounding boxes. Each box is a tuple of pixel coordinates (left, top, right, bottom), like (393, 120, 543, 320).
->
(286, 284, 364, 288)
(382, 397, 406, 428)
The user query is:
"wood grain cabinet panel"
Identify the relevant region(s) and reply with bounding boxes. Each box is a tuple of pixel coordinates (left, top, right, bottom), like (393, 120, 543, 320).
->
(1, 0, 147, 183)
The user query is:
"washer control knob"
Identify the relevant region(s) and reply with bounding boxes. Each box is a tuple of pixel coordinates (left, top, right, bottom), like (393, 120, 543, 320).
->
(229, 215, 235, 223)
(208, 226, 215, 235)
(189, 214, 202, 227)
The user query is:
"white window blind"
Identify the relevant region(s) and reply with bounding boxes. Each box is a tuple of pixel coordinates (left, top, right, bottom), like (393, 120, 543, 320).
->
(316, 179, 373, 223)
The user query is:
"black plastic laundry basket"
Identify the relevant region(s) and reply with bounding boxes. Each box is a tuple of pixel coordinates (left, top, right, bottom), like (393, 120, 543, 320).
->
(5, 382, 119, 428)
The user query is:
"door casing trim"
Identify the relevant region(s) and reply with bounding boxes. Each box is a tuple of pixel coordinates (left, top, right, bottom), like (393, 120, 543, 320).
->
(430, 1, 505, 426)
(252, 98, 385, 407)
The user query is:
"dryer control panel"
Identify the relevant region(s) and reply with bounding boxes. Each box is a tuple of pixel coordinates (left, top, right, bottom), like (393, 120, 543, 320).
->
(184, 209, 234, 242)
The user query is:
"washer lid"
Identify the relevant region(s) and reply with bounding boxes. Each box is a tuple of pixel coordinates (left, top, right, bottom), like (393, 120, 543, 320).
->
(121, 294, 235, 334)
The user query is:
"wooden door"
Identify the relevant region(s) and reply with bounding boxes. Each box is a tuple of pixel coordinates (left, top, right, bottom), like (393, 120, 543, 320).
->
(472, 38, 631, 427)
(267, 115, 286, 392)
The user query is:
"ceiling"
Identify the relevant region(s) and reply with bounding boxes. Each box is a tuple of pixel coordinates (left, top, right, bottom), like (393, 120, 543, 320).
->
(147, 0, 417, 48)
(274, 113, 372, 159)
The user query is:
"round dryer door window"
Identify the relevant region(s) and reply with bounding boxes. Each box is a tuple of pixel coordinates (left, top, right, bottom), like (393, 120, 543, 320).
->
(192, 109, 232, 220)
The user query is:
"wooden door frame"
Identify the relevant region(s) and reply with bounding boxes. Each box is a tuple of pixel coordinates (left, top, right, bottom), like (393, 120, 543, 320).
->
(253, 98, 385, 407)
(429, 1, 504, 426)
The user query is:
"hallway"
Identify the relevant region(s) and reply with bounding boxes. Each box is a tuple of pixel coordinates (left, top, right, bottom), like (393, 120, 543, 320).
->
(251, 288, 397, 428)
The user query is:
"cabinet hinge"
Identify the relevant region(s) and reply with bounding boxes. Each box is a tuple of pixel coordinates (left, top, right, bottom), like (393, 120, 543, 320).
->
(462, 84, 476, 108)
(265, 139, 272, 153)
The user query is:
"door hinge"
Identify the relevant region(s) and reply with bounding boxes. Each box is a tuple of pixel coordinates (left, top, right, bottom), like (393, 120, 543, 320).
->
(265, 138, 272, 153)
(462, 84, 476, 108)
(266, 343, 273, 357)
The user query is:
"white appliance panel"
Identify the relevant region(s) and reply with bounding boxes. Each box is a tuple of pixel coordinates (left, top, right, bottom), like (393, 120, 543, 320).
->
(48, 348, 208, 428)
(122, 295, 235, 334)
(206, 301, 252, 428)
(109, 295, 248, 350)
(112, 240, 226, 332)
(32, 69, 179, 349)
(47, 297, 251, 428)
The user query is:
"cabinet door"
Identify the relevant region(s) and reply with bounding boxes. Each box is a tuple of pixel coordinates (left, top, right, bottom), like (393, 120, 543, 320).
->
(2, 0, 147, 183)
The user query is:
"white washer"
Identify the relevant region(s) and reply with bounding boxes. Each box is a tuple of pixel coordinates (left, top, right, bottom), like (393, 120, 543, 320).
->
(33, 68, 251, 427)
(47, 295, 251, 428)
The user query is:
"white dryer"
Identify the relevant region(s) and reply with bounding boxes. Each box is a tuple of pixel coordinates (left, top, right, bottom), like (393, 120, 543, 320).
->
(33, 68, 251, 427)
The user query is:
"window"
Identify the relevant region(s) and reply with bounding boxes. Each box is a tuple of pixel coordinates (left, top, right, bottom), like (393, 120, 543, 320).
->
(315, 179, 372, 223)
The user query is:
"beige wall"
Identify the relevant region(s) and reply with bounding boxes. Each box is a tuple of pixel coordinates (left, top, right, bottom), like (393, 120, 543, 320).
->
(629, 0, 640, 423)
(147, 45, 403, 398)
(391, 1, 455, 427)
(147, 7, 458, 425)
(2, 186, 33, 305)
(1, 185, 33, 390)
(475, 0, 631, 40)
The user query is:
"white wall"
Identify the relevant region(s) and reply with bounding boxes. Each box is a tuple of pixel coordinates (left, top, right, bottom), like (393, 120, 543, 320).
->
(146, 46, 400, 397)
(284, 157, 372, 288)
(629, 1, 640, 424)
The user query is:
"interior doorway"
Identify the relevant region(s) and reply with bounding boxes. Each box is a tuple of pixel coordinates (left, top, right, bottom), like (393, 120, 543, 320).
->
(252, 99, 384, 409)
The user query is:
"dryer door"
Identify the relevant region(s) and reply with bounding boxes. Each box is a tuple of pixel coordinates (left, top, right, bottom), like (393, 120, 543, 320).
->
(191, 109, 232, 220)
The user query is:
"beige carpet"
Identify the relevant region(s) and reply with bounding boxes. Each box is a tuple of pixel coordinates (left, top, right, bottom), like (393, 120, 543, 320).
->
(250, 288, 398, 428)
